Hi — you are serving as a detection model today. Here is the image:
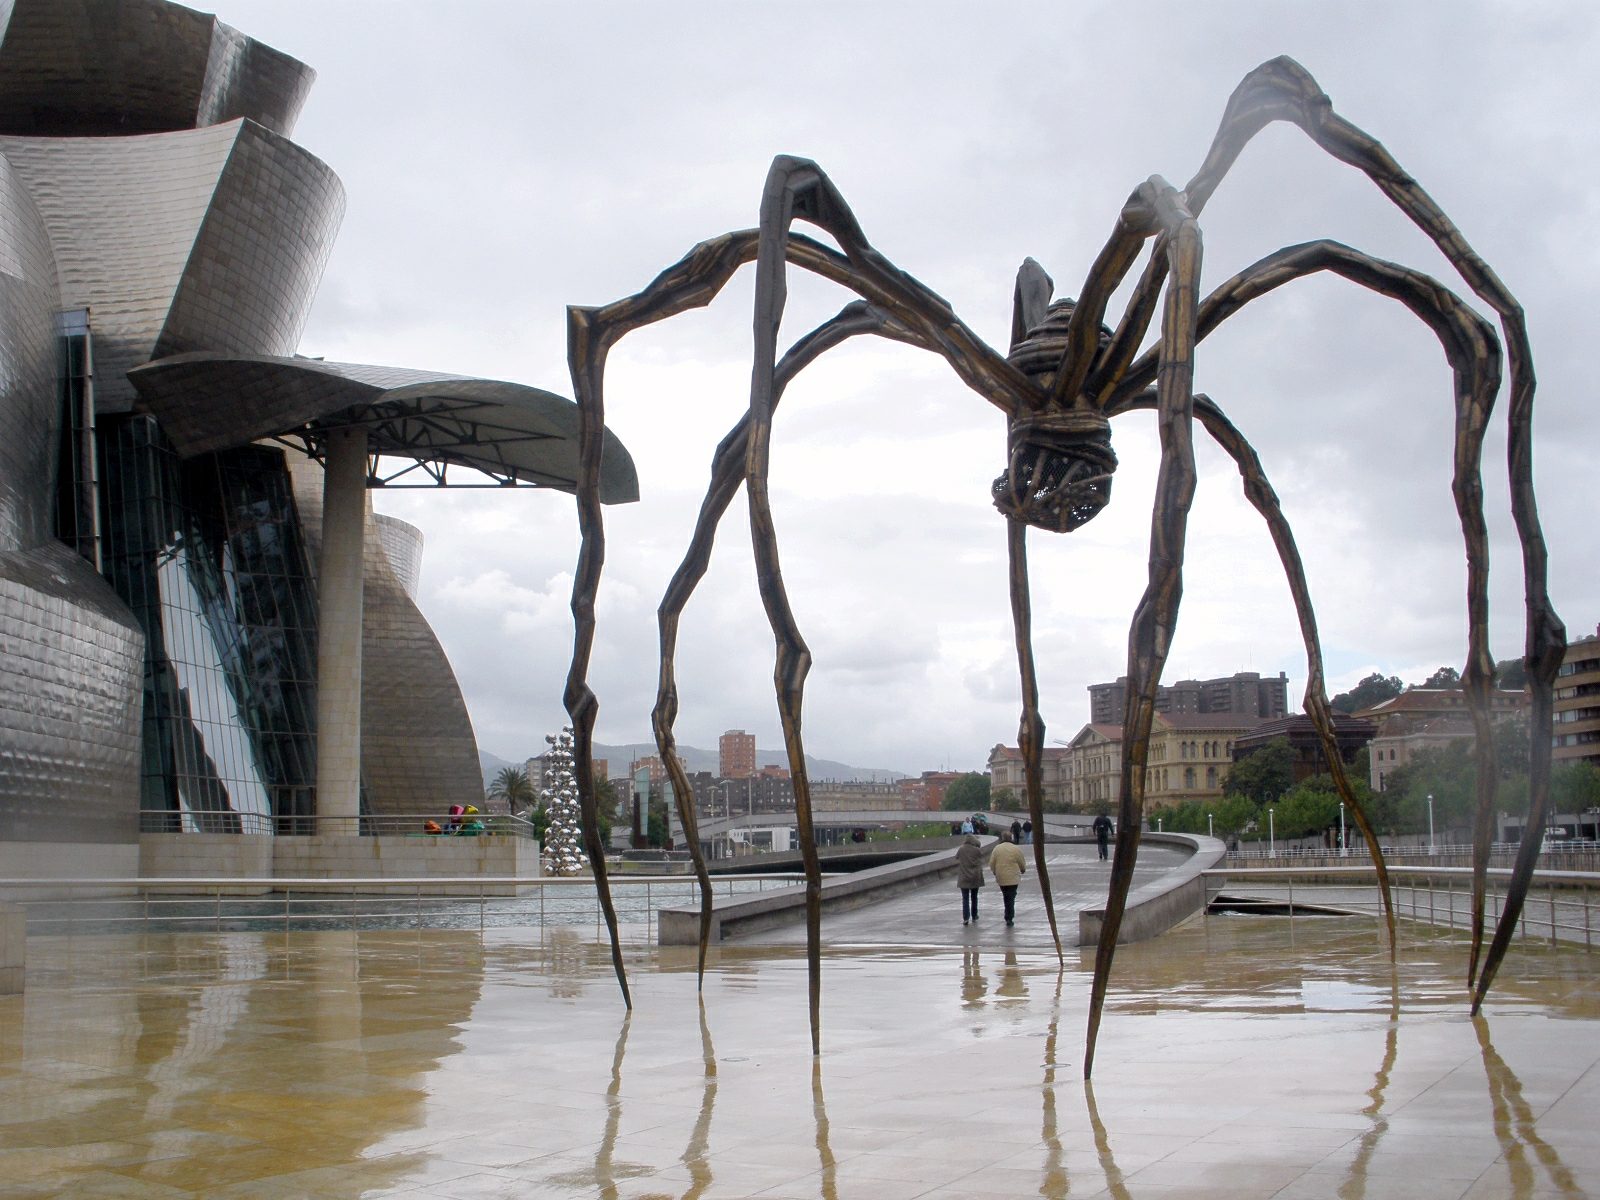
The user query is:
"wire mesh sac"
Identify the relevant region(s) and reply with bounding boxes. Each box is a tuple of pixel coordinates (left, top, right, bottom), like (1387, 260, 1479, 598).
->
(992, 410, 1117, 532)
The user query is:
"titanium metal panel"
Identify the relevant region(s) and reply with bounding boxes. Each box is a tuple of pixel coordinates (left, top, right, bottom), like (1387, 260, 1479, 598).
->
(375, 514, 423, 600)
(0, 542, 143, 844)
(0, 122, 343, 412)
(0, 148, 60, 553)
(0, 0, 314, 137)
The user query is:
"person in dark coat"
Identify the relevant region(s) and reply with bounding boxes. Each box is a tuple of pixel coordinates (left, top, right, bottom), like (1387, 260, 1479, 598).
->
(1010, 819, 1023, 843)
(1093, 813, 1114, 861)
(956, 834, 985, 925)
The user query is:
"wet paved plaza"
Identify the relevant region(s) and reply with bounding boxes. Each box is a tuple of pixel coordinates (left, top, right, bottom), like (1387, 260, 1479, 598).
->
(2, 877, 1596, 1198)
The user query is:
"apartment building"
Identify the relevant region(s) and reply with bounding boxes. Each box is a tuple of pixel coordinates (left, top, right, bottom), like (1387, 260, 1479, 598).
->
(1554, 625, 1600, 769)
(1358, 687, 1529, 790)
(1088, 671, 1288, 725)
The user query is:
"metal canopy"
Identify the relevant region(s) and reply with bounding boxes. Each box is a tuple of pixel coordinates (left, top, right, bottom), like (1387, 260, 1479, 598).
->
(127, 352, 638, 503)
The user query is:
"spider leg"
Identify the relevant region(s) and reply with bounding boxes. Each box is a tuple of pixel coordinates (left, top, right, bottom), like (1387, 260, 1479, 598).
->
(737, 154, 1050, 1054)
(1181, 56, 1564, 995)
(653, 302, 920, 986)
(1108, 239, 1503, 977)
(567, 231, 816, 1008)
(1119, 385, 1399, 947)
(566, 208, 1017, 1013)
(742, 157, 876, 1058)
(1007, 518, 1065, 961)
(1083, 178, 1204, 1080)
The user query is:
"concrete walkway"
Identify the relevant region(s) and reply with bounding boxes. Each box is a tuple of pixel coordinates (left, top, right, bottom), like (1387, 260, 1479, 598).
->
(745, 842, 1193, 951)
(5, 912, 1597, 1197)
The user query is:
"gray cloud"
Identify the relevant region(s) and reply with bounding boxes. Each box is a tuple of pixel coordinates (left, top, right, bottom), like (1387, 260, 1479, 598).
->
(221, 0, 1598, 770)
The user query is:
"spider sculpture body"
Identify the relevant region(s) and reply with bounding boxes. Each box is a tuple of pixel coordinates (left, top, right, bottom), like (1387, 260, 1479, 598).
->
(561, 56, 1564, 1077)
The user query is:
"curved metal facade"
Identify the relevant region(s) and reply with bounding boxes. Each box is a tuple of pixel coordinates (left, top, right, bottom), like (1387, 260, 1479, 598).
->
(0, 123, 345, 412)
(0, 0, 315, 138)
(0, 0, 634, 860)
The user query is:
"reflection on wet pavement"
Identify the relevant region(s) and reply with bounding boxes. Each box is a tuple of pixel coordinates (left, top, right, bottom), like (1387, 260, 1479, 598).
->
(1, 913, 1595, 1197)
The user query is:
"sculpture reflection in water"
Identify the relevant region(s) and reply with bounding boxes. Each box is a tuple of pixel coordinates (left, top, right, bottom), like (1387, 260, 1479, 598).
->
(1041, 965, 1132, 1200)
(1340, 973, 1399, 1198)
(561, 55, 1565, 1074)
(555, 1000, 842, 1200)
(1475, 1017, 1584, 1199)
(561, 1005, 720, 1200)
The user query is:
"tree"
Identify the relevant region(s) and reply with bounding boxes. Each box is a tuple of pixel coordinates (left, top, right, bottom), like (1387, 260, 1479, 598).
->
(1223, 737, 1295, 807)
(1331, 673, 1403, 714)
(1494, 657, 1528, 690)
(943, 772, 991, 812)
(1275, 776, 1341, 839)
(593, 777, 618, 844)
(537, 728, 587, 875)
(1553, 761, 1600, 812)
(1210, 793, 1259, 839)
(487, 765, 537, 813)
(1420, 665, 1462, 689)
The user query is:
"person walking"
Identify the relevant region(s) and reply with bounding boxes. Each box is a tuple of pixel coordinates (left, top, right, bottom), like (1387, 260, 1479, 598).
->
(1093, 812, 1113, 861)
(990, 831, 1027, 927)
(956, 833, 984, 925)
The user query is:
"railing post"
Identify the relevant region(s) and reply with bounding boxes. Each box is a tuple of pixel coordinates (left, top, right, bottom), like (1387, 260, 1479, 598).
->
(1585, 881, 1592, 951)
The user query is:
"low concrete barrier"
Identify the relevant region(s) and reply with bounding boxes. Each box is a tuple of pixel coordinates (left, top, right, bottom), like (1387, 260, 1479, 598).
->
(0, 903, 22, 994)
(136, 833, 541, 895)
(659, 838, 994, 944)
(1078, 832, 1226, 946)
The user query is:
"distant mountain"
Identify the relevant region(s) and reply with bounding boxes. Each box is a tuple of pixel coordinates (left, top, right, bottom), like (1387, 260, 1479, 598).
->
(479, 741, 903, 791)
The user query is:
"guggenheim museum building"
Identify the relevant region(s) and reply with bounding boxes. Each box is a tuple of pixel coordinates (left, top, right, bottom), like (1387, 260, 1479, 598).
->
(0, 0, 635, 881)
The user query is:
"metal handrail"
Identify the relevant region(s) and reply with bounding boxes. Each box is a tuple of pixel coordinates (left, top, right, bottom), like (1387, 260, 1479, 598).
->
(0, 872, 812, 939)
(1202, 864, 1597, 949)
(136, 809, 541, 839)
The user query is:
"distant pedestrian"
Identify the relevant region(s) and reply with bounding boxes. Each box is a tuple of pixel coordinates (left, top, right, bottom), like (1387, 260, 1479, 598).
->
(1021, 819, 1033, 845)
(990, 831, 1027, 926)
(956, 834, 984, 925)
(1093, 813, 1113, 861)
(960, 816, 974, 835)
(1010, 819, 1023, 844)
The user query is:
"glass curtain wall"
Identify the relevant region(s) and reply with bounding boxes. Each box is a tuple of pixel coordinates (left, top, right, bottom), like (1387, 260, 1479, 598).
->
(98, 416, 321, 834)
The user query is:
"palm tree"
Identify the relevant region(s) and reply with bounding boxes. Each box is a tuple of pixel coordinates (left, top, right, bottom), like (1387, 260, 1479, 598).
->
(488, 765, 537, 814)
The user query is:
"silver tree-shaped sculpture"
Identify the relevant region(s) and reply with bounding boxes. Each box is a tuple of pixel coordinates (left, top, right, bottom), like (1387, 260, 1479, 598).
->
(539, 728, 588, 877)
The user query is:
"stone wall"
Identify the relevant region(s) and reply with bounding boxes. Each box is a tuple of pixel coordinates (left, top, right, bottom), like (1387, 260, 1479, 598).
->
(139, 834, 540, 894)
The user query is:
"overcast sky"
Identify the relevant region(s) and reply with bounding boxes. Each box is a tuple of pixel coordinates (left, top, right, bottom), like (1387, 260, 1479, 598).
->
(219, 1, 1594, 775)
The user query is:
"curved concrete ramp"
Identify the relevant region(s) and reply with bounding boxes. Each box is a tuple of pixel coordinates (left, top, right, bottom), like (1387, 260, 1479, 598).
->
(661, 834, 1224, 949)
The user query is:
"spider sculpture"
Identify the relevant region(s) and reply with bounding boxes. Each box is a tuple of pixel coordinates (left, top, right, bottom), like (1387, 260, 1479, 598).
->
(560, 56, 1565, 1077)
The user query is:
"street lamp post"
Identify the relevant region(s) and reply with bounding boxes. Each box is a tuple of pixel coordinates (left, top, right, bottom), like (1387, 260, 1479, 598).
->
(1427, 793, 1436, 856)
(1269, 805, 1276, 859)
(1339, 800, 1348, 858)
(1207, 812, 1214, 840)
